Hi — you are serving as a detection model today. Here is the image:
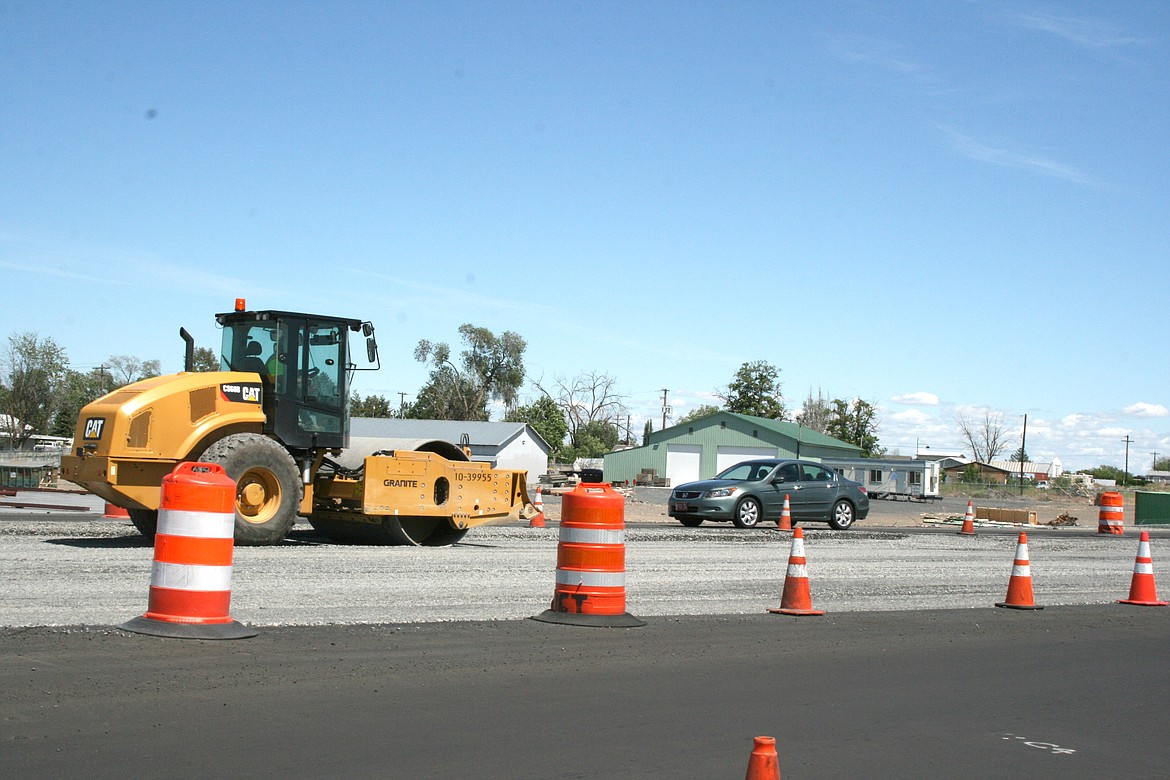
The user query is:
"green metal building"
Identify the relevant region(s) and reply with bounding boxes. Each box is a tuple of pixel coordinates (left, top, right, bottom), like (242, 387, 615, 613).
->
(603, 412, 863, 486)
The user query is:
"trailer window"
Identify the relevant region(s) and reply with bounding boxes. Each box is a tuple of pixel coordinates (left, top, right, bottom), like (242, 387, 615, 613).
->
(908, 471, 922, 485)
(869, 469, 883, 483)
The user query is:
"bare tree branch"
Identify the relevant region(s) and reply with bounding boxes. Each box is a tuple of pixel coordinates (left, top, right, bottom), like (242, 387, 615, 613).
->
(957, 411, 1008, 462)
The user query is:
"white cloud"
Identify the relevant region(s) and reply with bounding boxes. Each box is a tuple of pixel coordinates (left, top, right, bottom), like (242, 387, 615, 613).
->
(937, 125, 1094, 185)
(1007, 11, 1146, 50)
(1095, 427, 1129, 437)
(1123, 402, 1169, 419)
(891, 392, 939, 406)
(830, 34, 934, 80)
(891, 409, 933, 424)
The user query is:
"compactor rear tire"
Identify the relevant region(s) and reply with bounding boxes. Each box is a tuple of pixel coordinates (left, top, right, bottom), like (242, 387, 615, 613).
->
(128, 508, 158, 540)
(200, 433, 302, 546)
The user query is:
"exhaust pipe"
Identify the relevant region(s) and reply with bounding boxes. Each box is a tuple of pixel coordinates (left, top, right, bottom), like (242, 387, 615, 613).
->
(180, 327, 195, 372)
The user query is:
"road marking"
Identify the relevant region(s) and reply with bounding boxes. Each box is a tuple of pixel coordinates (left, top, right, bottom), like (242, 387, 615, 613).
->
(1001, 734, 1076, 755)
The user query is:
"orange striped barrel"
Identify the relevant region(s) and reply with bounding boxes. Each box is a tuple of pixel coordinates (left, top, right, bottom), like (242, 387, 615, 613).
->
(531, 480, 644, 627)
(1098, 492, 1125, 535)
(121, 462, 257, 639)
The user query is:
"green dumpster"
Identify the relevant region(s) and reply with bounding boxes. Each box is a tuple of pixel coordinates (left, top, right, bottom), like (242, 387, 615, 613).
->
(1134, 491, 1170, 525)
(0, 465, 48, 488)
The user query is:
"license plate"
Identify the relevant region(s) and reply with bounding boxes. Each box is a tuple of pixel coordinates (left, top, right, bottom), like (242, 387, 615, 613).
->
(674, 502, 688, 512)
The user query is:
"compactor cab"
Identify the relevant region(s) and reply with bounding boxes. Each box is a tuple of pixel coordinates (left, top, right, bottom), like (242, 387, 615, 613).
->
(215, 304, 378, 451)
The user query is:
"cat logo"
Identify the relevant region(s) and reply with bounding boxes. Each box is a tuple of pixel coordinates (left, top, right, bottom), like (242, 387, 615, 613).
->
(83, 417, 106, 440)
(219, 382, 263, 405)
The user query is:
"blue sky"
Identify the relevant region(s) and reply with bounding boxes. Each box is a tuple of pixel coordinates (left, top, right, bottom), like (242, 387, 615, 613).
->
(3, 1, 1168, 471)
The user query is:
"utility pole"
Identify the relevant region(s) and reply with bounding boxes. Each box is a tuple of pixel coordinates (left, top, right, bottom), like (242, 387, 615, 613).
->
(660, 389, 671, 431)
(96, 364, 110, 394)
(1152, 452, 1160, 473)
(1123, 435, 1134, 486)
(397, 392, 408, 417)
(1019, 414, 1027, 496)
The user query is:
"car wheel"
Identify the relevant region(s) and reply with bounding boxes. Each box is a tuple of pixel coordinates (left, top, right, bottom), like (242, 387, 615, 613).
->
(732, 497, 762, 528)
(678, 517, 703, 527)
(828, 499, 855, 530)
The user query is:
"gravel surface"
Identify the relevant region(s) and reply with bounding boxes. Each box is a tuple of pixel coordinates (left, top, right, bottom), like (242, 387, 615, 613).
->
(1, 503, 1153, 627)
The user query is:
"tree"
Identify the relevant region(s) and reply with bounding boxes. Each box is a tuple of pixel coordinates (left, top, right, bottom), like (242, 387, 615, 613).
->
(720, 360, 786, 419)
(1153, 457, 1170, 472)
(534, 371, 626, 452)
(107, 355, 161, 386)
(1010, 447, 1030, 463)
(408, 372, 487, 420)
(826, 398, 882, 457)
(350, 393, 396, 418)
(797, 387, 832, 433)
(560, 419, 620, 461)
(957, 411, 1009, 462)
(677, 404, 722, 425)
(192, 347, 219, 372)
(0, 333, 69, 447)
(49, 368, 105, 437)
(506, 395, 568, 458)
(412, 324, 526, 420)
(643, 419, 653, 443)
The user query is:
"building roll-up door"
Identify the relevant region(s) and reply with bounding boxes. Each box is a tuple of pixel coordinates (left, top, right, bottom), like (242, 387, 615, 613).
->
(665, 444, 702, 487)
(715, 446, 777, 475)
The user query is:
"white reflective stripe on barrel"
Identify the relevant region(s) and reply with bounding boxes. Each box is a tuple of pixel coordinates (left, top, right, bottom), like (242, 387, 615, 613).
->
(786, 562, 809, 578)
(558, 527, 624, 545)
(555, 569, 626, 587)
(1011, 563, 1031, 577)
(151, 561, 233, 591)
(157, 509, 236, 539)
(1134, 562, 1154, 575)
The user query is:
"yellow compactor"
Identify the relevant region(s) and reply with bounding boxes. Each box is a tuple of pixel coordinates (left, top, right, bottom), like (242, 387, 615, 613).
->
(60, 301, 537, 545)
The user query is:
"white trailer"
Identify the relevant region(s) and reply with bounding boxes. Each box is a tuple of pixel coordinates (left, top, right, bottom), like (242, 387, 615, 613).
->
(821, 457, 941, 501)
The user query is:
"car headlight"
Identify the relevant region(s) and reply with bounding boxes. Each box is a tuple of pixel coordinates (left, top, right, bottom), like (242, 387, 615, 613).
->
(706, 487, 738, 498)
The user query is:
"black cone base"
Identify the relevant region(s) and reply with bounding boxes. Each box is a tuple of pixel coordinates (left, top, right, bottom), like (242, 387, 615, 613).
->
(120, 616, 259, 640)
(530, 609, 646, 627)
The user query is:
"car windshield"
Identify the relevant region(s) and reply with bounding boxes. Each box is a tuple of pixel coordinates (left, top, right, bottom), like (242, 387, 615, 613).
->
(715, 462, 775, 481)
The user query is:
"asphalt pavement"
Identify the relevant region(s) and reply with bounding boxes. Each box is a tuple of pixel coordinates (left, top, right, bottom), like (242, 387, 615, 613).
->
(2, 607, 1167, 779)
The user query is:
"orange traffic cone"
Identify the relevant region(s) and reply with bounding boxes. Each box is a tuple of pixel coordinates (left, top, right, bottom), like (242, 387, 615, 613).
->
(744, 735, 781, 780)
(121, 462, 257, 639)
(767, 526, 824, 616)
(103, 502, 130, 519)
(777, 494, 792, 531)
(996, 533, 1043, 610)
(958, 501, 975, 535)
(529, 486, 546, 528)
(1118, 531, 1169, 606)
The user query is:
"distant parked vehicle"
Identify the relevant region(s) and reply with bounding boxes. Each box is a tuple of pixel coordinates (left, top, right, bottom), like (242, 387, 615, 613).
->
(668, 459, 870, 530)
